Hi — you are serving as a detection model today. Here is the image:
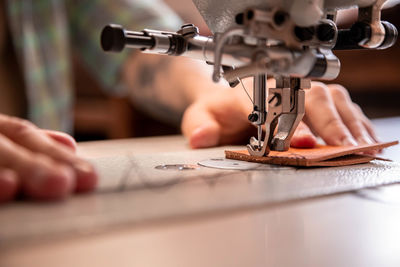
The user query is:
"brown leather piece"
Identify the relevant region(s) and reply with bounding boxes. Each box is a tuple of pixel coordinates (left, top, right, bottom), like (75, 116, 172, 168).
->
(225, 141, 399, 167)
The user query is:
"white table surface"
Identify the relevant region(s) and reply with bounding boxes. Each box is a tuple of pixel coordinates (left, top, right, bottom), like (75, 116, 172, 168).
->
(1, 117, 400, 267)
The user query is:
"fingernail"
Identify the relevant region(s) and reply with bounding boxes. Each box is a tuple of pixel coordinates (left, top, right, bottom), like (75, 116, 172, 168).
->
(29, 167, 50, 188)
(73, 161, 98, 192)
(190, 126, 219, 148)
(28, 165, 75, 200)
(73, 161, 93, 174)
(342, 137, 358, 146)
(374, 135, 382, 143)
(191, 137, 217, 148)
(356, 135, 374, 145)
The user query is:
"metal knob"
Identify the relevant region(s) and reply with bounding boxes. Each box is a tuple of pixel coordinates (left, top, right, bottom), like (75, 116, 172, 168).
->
(101, 24, 126, 52)
(101, 24, 155, 52)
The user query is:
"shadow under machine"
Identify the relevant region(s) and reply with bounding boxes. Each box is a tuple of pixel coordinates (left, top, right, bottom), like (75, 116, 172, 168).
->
(100, 0, 398, 155)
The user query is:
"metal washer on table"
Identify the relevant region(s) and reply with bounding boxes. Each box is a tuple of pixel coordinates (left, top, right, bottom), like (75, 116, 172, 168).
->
(155, 164, 199, 170)
(198, 157, 293, 170)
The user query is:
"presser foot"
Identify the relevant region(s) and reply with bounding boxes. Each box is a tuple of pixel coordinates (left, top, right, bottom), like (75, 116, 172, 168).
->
(246, 118, 278, 157)
(247, 77, 308, 157)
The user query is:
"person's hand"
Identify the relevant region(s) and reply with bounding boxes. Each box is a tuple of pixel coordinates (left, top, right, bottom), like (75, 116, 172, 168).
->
(0, 115, 97, 203)
(292, 82, 378, 147)
(181, 80, 378, 150)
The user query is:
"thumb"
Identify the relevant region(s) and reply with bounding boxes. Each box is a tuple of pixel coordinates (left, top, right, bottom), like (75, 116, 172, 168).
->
(181, 103, 221, 149)
(290, 121, 318, 148)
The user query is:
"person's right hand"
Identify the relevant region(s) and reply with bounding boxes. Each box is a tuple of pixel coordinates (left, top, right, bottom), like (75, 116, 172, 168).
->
(0, 115, 97, 203)
(181, 80, 378, 151)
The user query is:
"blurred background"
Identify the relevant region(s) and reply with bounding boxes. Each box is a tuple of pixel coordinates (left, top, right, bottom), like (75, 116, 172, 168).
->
(73, 1, 400, 141)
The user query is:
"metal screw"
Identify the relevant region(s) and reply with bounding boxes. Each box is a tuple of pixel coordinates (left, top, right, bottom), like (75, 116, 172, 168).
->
(179, 24, 199, 37)
(235, 13, 244, 25)
(269, 93, 281, 107)
(273, 11, 287, 26)
(248, 113, 259, 122)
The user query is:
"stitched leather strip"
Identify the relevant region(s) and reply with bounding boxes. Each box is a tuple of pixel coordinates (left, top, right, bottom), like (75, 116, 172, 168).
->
(225, 141, 398, 167)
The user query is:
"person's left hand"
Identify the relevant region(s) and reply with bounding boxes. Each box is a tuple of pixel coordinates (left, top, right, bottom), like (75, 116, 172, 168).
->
(181, 80, 378, 150)
(0, 116, 97, 203)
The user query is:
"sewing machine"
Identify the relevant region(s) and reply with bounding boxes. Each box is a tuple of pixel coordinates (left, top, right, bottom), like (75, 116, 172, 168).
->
(100, 0, 398, 156)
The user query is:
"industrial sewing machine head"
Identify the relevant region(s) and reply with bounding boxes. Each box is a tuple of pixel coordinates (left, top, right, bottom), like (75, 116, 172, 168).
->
(101, 0, 398, 156)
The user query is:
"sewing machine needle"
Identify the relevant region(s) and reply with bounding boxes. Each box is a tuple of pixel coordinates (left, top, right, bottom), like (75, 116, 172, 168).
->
(257, 125, 262, 148)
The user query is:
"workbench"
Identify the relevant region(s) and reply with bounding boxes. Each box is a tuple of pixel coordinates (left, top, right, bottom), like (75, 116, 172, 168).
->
(1, 117, 400, 267)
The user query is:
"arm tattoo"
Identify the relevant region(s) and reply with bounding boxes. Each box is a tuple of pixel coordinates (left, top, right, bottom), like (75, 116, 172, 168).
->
(127, 55, 188, 126)
(136, 57, 171, 89)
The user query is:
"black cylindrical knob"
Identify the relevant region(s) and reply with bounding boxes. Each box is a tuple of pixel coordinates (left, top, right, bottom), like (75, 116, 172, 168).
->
(333, 22, 371, 50)
(294, 26, 315, 42)
(101, 24, 155, 52)
(316, 23, 336, 42)
(350, 22, 371, 45)
(101, 24, 126, 52)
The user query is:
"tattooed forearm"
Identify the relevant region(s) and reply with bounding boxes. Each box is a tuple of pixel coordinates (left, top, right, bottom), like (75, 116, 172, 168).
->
(123, 54, 183, 125)
(135, 57, 171, 89)
(121, 52, 219, 126)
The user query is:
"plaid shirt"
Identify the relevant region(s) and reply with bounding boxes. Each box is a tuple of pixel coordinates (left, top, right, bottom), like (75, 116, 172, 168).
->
(6, 0, 181, 132)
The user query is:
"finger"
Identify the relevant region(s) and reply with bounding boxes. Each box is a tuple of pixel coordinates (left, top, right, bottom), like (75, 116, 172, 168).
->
(0, 168, 19, 203)
(304, 82, 357, 146)
(353, 103, 380, 143)
(43, 130, 77, 152)
(40, 131, 96, 191)
(0, 134, 75, 200)
(354, 114, 383, 155)
(351, 103, 381, 154)
(362, 120, 380, 143)
(328, 84, 375, 145)
(290, 122, 318, 148)
(181, 103, 221, 148)
(0, 117, 97, 193)
(361, 117, 382, 154)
